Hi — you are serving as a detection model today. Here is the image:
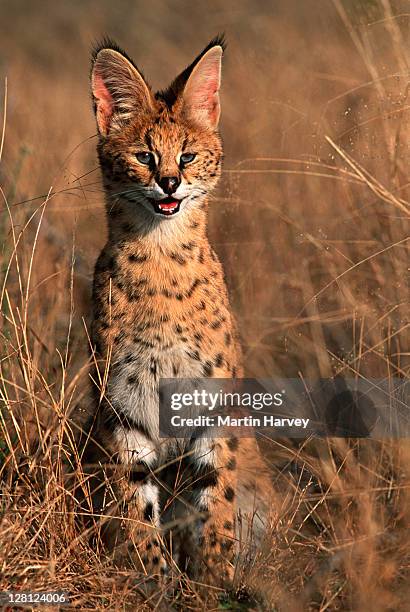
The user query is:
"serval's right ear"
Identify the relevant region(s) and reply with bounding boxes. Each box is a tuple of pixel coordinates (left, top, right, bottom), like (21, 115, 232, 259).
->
(91, 40, 154, 136)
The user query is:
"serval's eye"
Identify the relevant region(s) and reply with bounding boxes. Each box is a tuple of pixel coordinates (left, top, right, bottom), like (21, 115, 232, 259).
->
(180, 152, 196, 165)
(136, 151, 154, 165)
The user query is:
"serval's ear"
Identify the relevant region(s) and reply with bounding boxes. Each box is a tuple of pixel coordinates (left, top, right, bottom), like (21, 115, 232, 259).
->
(175, 36, 225, 130)
(91, 40, 154, 136)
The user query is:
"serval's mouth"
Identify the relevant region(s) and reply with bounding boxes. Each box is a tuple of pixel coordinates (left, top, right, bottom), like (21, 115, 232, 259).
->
(149, 197, 181, 217)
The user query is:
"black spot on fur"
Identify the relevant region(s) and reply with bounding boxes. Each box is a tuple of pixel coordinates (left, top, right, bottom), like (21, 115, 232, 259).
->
(214, 353, 224, 368)
(170, 252, 186, 265)
(227, 436, 239, 451)
(224, 486, 235, 502)
(195, 465, 218, 488)
(134, 337, 155, 349)
(95, 254, 115, 273)
(126, 288, 140, 301)
(144, 502, 154, 521)
(203, 361, 214, 376)
(128, 253, 147, 263)
(129, 463, 149, 482)
(186, 278, 201, 298)
(136, 278, 148, 287)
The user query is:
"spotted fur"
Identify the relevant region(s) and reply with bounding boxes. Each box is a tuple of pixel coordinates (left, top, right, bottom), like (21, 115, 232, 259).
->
(84, 37, 273, 586)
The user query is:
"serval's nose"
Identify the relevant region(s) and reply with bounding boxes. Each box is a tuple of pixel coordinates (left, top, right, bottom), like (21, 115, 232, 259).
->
(158, 176, 180, 195)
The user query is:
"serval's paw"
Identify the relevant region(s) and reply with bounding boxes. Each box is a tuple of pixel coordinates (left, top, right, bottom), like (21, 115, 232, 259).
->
(197, 517, 236, 586)
(137, 536, 168, 576)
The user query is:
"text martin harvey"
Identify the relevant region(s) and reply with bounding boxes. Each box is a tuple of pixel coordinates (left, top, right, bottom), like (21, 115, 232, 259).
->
(170, 415, 310, 429)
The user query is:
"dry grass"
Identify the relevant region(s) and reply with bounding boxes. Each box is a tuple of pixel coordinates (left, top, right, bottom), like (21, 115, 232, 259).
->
(0, 0, 409, 609)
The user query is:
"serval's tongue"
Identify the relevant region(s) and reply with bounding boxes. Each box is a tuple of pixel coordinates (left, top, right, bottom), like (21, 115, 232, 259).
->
(159, 201, 178, 210)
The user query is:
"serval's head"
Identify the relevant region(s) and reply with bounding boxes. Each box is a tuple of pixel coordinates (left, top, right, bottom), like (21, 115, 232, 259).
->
(91, 37, 224, 224)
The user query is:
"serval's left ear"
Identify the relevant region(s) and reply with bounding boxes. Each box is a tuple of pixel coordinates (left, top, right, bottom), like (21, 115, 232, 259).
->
(180, 38, 224, 130)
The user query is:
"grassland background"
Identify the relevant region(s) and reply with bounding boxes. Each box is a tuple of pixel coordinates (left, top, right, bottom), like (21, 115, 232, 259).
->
(0, 0, 409, 610)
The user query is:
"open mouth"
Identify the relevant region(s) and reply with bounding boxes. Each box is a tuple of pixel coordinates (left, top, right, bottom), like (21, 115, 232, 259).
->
(150, 197, 181, 217)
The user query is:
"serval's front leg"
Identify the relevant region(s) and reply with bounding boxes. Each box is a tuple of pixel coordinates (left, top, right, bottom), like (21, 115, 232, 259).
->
(188, 436, 239, 586)
(102, 426, 167, 577)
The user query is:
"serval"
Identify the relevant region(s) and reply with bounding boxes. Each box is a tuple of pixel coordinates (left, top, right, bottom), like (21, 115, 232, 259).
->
(83, 35, 273, 587)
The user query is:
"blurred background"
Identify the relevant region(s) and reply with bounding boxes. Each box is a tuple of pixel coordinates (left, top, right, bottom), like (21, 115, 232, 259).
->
(1, 0, 409, 383)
